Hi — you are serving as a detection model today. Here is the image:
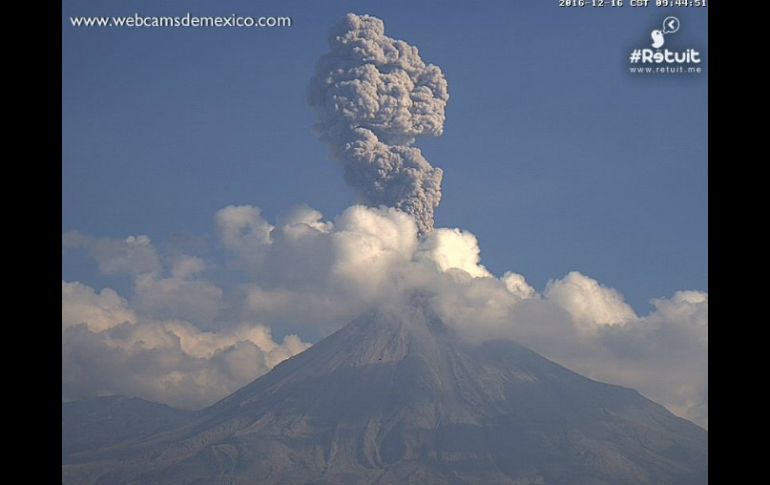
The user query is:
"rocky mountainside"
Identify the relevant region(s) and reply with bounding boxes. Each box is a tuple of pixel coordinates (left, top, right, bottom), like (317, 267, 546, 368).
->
(62, 396, 193, 459)
(62, 306, 707, 484)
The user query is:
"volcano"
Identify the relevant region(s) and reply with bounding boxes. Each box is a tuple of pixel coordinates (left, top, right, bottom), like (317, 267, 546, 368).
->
(62, 306, 707, 484)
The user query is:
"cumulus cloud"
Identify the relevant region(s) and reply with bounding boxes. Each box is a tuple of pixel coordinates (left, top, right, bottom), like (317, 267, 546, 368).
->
(63, 231, 162, 276)
(215, 205, 274, 256)
(62, 281, 136, 332)
(133, 256, 224, 326)
(221, 205, 419, 331)
(417, 228, 491, 278)
(63, 203, 707, 427)
(62, 281, 310, 409)
(502, 272, 537, 300)
(309, 13, 449, 235)
(544, 272, 637, 333)
(592, 291, 708, 427)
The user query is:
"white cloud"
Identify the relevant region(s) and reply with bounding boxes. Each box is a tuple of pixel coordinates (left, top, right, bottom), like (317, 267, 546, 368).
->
(62, 231, 161, 276)
(502, 272, 537, 300)
(63, 204, 707, 427)
(215, 205, 273, 256)
(169, 255, 207, 279)
(544, 272, 637, 332)
(62, 281, 136, 332)
(590, 291, 709, 427)
(133, 265, 223, 326)
(417, 228, 491, 278)
(62, 280, 310, 409)
(220, 205, 420, 331)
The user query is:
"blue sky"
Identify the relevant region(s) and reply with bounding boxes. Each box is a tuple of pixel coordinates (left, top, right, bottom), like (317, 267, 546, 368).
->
(62, 0, 707, 314)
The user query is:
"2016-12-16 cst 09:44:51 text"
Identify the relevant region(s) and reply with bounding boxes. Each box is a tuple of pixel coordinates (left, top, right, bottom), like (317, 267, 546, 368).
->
(559, 0, 707, 7)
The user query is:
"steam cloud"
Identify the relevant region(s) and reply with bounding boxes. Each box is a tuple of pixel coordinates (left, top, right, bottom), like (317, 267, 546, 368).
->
(62, 206, 708, 426)
(309, 13, 449, 235)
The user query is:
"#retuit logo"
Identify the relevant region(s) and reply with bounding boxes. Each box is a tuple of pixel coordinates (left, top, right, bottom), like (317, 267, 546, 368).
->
(628, 16, 704, 75)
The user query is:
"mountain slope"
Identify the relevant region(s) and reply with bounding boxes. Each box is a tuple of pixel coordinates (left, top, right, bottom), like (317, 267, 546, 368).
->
(62, 396, 193, 459)
(62, 306, 707, 484)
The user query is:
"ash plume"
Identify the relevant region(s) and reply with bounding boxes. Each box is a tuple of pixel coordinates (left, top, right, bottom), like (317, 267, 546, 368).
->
(309, 13, 449, 235)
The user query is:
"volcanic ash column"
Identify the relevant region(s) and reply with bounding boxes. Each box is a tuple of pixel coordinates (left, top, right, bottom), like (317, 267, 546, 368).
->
(309, 13, 449, 236)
